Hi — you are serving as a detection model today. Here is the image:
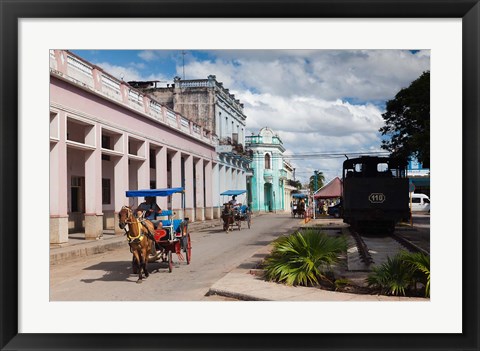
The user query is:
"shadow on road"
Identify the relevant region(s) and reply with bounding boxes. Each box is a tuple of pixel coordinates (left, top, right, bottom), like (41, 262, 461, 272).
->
(79, 260, 173, 284)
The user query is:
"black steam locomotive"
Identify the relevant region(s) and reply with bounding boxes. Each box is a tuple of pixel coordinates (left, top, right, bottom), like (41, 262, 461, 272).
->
(342, 156, 409, 233)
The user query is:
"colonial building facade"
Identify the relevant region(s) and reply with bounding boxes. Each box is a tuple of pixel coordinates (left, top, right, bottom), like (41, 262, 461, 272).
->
(245, 127, 293, 212)
(49, 50, 243, 245)
(130, 75, 251, 207)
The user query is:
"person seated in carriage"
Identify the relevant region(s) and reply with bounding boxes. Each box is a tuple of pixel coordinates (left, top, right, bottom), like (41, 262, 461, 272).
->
(136, 196, 163, 230)
(136, 196, 165, 256)
(228, 195, 241, 209)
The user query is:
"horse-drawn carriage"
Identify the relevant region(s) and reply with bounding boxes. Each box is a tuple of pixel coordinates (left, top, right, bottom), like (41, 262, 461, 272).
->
(291, 193, 307, 218)
(119, 187, 192, 283)
(220, 190, 251, 232)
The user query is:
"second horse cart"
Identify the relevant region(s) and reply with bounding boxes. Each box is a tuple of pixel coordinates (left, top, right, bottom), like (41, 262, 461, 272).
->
(220, 190, 252, 232)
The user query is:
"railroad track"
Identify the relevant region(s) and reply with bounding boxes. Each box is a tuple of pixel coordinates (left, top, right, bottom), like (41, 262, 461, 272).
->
(347, 227, 429, 271)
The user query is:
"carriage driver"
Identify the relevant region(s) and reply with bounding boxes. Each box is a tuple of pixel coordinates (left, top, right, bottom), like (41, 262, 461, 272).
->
(136, 196, 163, 230)
(229, 195, 241, 208)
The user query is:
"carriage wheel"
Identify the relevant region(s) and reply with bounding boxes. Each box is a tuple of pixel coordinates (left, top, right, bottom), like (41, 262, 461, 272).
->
(168, 251, 173, 273)
(184, 233, 192, 264)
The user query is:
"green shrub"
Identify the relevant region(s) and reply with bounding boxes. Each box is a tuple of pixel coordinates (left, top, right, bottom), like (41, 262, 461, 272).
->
(367, 251, 430, 297)
(334, 278, 351, 290)
(400, 251, 430, 297)
(264, 230, 347, 287)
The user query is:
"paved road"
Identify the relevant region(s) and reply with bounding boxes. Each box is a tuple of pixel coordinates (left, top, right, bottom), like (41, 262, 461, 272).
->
(50, 213, 302, 301)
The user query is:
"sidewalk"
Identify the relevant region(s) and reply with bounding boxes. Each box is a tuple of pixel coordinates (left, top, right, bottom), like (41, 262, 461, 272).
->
(50, 215, 428, 301)
(208, 216, 426, 301)
(49, 218, 223, 265)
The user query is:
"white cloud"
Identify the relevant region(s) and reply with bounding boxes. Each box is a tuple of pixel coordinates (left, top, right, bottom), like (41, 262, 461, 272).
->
(138, 50, 157, 61)
(94, 62, 144, 81)
(94, 61, 170, 84)
(179, 49, 429, 182)
(89, 49, 430, 183)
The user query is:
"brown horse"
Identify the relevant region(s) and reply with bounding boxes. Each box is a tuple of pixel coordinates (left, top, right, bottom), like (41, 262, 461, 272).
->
(118, 206, 154, 284)
(221, 203, 235, 232)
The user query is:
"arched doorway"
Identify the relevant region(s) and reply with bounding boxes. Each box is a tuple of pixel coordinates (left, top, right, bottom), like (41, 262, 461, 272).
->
(263, 183, 273, 212)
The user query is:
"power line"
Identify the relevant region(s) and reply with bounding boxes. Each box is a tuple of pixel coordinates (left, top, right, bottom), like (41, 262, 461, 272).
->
(249, 150, 390, 160)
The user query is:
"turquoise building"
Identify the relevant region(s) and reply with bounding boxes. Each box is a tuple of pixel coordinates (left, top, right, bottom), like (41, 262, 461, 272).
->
(245, 127, 289, 213)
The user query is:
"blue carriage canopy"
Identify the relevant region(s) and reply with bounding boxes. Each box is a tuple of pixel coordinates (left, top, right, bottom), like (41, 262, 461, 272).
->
(292, 193, 308, 198)
(125, 187, 184, 197)
(220, 190, 247, 196)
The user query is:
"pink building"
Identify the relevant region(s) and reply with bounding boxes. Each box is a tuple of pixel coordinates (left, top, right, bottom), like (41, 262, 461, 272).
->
(49, 50, 220, 244)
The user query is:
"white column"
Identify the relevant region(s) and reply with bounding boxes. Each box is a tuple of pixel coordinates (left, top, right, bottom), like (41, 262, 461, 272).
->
(171, 150, 182, 215)
(113, 133, 129, 234)
(137, 140, 149, 190)
(184, 154, 194, 221)
(204, 160, 213, 219)
(219, 164, 225, 205)
(49, 112, 68, 244)
(156, 146, 168, 209)
(195, 158, 205, 221)
(84, 124, 103, 240)
(212, 162, 220, 219)
(226, 166, 232, 191)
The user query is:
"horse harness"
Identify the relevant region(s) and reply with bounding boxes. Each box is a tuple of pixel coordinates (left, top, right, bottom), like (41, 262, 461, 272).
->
(121, 206, 150, 245)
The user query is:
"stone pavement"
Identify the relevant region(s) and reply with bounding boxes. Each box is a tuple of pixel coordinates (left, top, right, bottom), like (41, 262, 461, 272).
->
(50, 215, 427, 302)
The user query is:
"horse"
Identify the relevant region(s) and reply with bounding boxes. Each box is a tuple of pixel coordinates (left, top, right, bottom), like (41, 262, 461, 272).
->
(293, 202, 305, 218)
(297, 202, 306, 218)
(221, 203, 235, 232)
(118, 206, 154, 284)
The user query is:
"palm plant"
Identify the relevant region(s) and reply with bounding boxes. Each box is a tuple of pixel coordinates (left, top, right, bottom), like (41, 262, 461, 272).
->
(366, 251, 430, 297)
(264, 230, 347, 286)
(400, 251, 430, 297)
(366, 255, 412, 296)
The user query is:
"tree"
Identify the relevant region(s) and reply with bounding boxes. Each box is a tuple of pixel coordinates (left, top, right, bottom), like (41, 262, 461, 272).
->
(309, 171, 325, 193)
(288, 179, 302, 190)
(379, 71, 430, 167)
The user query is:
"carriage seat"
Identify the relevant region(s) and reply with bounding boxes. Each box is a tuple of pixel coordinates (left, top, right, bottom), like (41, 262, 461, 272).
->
(154, 219, 183, 241)
(157, 209, 174, 217)
(239, 205, 248, 214)
(161, 219, 183, 233)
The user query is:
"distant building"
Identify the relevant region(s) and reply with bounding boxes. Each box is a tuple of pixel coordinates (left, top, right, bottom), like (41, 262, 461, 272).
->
(245, 127, 292, 212)
(408, 157, 430, 196)
(131, 76, 252, 210)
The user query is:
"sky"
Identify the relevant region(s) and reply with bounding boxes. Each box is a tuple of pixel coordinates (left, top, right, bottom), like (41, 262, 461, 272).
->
(72, 49, 430, 185)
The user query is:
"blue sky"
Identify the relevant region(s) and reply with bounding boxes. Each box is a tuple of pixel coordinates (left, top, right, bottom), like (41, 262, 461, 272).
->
(72, 49, 430, 183)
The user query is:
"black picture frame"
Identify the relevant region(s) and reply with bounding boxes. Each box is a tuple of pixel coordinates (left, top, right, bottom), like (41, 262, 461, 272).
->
(1, 1, 478, 350)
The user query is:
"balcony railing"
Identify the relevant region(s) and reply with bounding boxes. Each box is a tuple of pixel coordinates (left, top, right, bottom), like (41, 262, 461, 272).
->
(50, 50, 217, 147)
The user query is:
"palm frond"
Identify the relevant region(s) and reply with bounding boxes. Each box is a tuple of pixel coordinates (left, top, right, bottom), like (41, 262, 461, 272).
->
(264, 230, 347, 286)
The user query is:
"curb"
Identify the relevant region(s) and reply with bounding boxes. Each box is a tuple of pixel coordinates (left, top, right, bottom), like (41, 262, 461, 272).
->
(50, 219, 225, 265)
(50, 237, 126, 265)
(207, 288, 270, 301)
